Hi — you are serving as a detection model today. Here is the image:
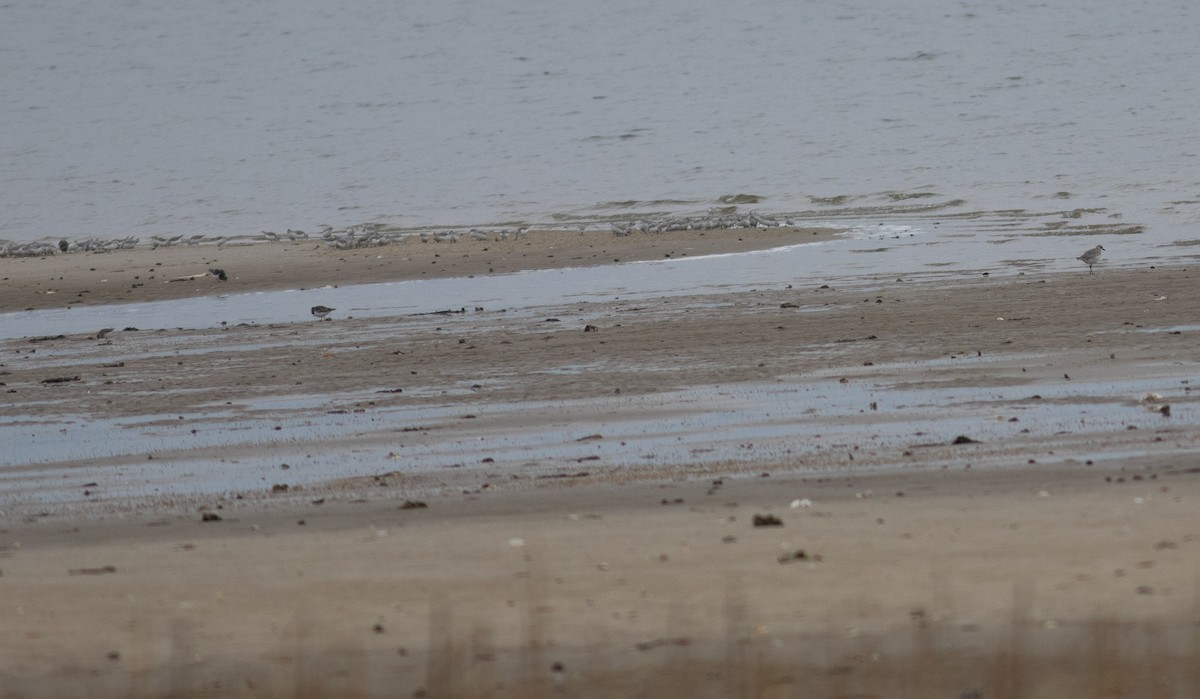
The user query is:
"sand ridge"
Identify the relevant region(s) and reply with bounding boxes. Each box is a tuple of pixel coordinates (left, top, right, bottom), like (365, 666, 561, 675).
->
(0, 226, 839, 314)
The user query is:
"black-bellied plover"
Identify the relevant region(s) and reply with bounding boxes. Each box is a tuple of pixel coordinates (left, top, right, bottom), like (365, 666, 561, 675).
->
(208, 268, 227, 281)
(1077, 245, 1105, 274)
(311, 305, 335, 320)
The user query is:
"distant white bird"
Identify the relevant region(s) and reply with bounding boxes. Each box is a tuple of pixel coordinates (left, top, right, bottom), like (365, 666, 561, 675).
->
(1077, 245, 1105, 274)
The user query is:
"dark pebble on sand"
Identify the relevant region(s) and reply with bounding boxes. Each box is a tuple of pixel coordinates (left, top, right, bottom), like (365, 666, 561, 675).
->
(40, 375, 79, 384)
(752, 514, 783, 527)
(778, 549, 820, 564)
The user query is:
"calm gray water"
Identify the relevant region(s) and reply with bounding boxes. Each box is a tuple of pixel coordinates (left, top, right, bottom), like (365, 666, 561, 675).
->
(4, 0, 1200, 246)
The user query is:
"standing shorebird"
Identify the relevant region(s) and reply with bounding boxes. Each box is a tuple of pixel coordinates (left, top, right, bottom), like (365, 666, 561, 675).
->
(311, 305, 335, 321)
(1077, 245, 1105, 274)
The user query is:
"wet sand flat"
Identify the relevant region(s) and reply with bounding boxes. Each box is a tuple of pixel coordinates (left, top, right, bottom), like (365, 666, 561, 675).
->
(3, 466, 1199, 697)
(2, 236, 1200, 696)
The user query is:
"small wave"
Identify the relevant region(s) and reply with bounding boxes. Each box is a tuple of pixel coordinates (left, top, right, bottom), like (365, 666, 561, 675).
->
(885, 191, 940, 201)
(717, 194, 765, 205)
(591, 199, 702, 210)
(809, 195, 855, 206)
(785, 198, 967, 220)
(1026, 224, 1145, 238)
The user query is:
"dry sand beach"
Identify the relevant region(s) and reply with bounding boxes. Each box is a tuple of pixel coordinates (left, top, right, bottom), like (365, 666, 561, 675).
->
(2, 228, 1200, 697)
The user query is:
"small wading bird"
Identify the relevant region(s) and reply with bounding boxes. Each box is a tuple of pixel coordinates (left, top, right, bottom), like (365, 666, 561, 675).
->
(311, 305, 335, 320)
(208, 268, 227, 281)
(1077, 245, 1104, 274)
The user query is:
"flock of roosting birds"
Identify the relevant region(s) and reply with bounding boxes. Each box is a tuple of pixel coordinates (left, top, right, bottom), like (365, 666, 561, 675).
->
(1, 215, 1109, 279)
(0, 211, 799, 258)
(0, 236, 140, 257)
